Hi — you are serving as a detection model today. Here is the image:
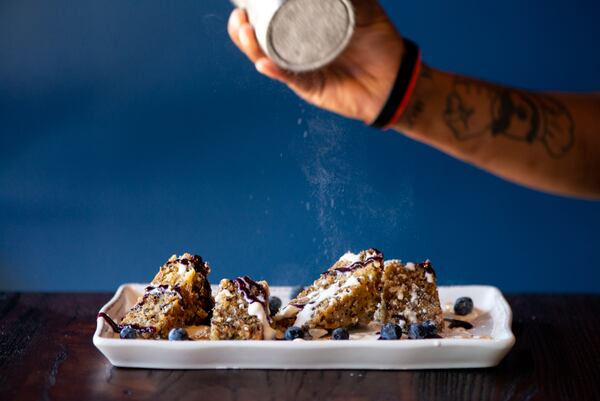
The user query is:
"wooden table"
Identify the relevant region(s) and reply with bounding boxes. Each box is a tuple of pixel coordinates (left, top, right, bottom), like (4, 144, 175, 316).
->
(1, 293, 599, 401)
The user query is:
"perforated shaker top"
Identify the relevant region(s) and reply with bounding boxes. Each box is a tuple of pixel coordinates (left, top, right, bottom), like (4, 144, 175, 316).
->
(268, 0, 355, 72)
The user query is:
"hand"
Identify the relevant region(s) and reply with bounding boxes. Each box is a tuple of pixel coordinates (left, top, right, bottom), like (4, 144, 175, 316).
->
(227, 1, 404, 123)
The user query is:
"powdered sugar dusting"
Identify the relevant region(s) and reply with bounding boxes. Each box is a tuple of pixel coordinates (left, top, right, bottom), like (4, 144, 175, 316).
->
(293, 115, 411, 263)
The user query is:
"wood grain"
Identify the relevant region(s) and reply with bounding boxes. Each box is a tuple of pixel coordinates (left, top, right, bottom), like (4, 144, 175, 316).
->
(0, 293, 599, 401)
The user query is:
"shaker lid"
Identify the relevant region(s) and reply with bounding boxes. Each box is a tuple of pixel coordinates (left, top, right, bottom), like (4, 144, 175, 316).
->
(267, 0, 355, 72)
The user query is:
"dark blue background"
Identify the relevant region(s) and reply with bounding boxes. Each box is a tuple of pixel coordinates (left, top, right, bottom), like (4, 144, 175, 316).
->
(1, 0, 599, 292)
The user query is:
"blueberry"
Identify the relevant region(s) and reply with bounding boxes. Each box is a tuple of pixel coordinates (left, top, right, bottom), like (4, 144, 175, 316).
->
(290, 286, 305, 299)
(119, 326, 137, 339)
(408, 323, 427, 339)
(331, 327, 349, 340)
(454, 297, 474, 316)
(380, 323, 402, 340)
(284, 326, 304, 341)
(168, 327, 189, 341)
(422, 320, 439, 337)
(269, 296, 282, 316)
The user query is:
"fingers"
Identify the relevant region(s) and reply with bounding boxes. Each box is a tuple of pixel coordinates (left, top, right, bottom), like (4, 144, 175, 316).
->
(227, 8, 265, 63)
(238, 23, 264, 62)
(227, 8, 245, 50)
(228, 7, 323, 97)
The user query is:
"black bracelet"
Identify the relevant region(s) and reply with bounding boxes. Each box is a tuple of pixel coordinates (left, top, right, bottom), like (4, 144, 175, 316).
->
(371, 39, 421, 129)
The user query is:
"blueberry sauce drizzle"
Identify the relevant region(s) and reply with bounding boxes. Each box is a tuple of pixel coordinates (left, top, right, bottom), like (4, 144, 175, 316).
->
(233, 276, 272, 323)
(444, 318, 473, 330)
(322, 248, 384, 276)
(144, 284, 168, 294)
(419, 260, 436, 278)
(233, 276, 268, 307)
(138, 284, 185, 310)
(97, 312, 121, 332)
(168, 254, 208, 274)
(143, 284, 183, 300)
(97, 312, 157, 335)
(123, 324, 156, 334)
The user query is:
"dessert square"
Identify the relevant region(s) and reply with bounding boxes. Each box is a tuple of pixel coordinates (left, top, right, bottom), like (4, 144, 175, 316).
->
(119, 253, 214, 338)
(150, 253, 214, 324)
(275, 248, 383, 330)
(210, 276, 277, 340)
(378, 260, 444, 331)
(120, 285, 187, 339)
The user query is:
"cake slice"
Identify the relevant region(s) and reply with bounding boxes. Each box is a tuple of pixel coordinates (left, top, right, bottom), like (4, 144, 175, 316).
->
(150, 253, 214, 324)
(210, 276, 277, 340)
(120, 284, 187, 338)
(119, 253, 214, 339)
(274, 248, 383, 331)
(378, 259, 444, 331)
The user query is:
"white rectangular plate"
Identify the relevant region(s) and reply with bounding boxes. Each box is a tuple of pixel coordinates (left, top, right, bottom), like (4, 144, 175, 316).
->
(93, 284, 515, 370)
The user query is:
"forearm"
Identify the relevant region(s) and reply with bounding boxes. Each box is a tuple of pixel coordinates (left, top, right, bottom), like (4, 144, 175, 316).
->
(393, 65, 600, 198)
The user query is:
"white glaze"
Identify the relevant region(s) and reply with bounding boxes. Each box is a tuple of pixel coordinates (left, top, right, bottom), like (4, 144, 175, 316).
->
(286, 275, 361, 328)
(339, 251, 361, 264)
(177, 263, 192, 278)
(247, 302, 277, 340)
(294, 283, 341, 327)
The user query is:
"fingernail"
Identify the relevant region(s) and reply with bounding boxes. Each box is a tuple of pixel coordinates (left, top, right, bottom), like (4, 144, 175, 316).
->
(255, 61, 265, 74)
(231, 9, 242, 28)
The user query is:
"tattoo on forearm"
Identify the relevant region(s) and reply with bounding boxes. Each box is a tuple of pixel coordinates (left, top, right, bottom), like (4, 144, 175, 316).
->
(402, 65, 433, 127)
(404, 99, 424, 127)
(443, 79, 575, 158)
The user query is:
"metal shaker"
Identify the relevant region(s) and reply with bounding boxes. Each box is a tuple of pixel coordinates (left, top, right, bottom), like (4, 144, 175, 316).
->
(231, 0, 355, 72)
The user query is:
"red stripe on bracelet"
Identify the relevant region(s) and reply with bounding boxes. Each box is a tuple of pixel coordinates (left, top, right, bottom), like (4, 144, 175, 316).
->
(384, 50, 422, 129)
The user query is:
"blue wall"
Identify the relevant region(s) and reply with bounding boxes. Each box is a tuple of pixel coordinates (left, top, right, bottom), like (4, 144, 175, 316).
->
(1, 0, 599, 292)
